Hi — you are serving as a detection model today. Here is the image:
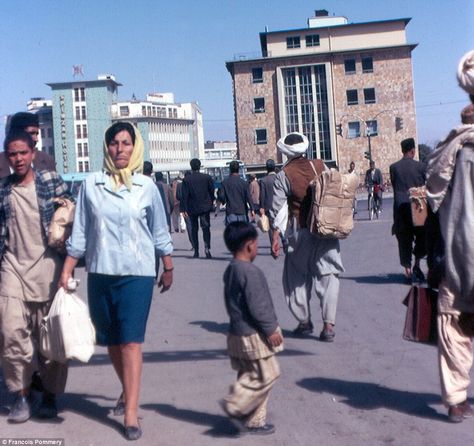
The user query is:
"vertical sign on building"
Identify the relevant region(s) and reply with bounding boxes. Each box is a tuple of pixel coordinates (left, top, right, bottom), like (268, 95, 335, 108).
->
(59, 95, 68, 172)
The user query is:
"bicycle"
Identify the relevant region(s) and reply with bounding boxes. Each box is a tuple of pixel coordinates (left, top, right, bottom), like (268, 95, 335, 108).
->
(367, 186, 381, 220)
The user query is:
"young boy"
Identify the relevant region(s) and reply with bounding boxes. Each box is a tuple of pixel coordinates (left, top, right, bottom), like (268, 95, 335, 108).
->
(220, 221, 283, 435)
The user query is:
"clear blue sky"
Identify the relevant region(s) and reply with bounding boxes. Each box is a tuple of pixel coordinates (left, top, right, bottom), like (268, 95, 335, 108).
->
(1, 0, 472, 148)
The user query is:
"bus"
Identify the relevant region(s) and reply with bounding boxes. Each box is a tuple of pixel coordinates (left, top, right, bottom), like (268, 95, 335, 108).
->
(154, 159, 246, 188)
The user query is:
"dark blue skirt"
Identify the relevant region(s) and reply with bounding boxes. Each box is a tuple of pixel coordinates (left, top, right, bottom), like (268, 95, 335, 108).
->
(87, 273, 154, 346)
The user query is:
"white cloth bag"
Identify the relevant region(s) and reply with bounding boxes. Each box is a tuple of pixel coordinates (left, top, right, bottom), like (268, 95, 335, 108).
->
(40, 282, 96, 364)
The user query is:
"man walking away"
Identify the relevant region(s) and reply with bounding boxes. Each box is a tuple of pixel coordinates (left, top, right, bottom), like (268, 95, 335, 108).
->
(218, 160, 254, 226)
(181, 159, 215, 258)
(390, 138, 426, 282)
(269, 132, 344, 342)
(259, 159, 278, 247)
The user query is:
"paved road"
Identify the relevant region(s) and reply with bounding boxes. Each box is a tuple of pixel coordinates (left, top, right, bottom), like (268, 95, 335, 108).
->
(1, 201, 473, 445)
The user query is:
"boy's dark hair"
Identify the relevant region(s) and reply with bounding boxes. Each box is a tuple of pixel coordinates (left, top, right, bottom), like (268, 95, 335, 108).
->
(190, 158, 201, 171)
(105, 121, 136, 146)
(284, 133, 304, 146)
(4, 129, 35, 152)
(224, 221, 258, 254)
(155, 171, 164, 182)
(229, 160, 240, 173)
(143, 161, 153, 176)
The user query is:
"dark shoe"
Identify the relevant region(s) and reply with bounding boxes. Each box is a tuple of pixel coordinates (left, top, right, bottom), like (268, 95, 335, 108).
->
(319, 328, 336, 342)
(205, 249, 212, 259)
(247, 423, 275, 435)
(8, 394, 35, 423)
(113, 392, 125, 416)
(124, 425, 142, 441)
(38, 393, 58, 419)
(292, 321, 314, 336)
(412, 265, 425, 283)
(449, 400, 474, 423)
(193, 251, 199, 258)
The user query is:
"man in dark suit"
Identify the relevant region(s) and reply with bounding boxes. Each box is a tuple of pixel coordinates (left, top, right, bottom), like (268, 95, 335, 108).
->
(259, 159, 278, 247)
(181, 158, 215, 258)
(390, 138, 426, 282)
(218, 160, 253, 226)
(1, 112, 56, 177)
(364, 160, 383, 211)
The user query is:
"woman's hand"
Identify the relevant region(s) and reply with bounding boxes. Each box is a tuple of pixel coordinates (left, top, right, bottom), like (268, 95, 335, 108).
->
(58, 270, 73, 290)
(58, 255, 80, 290)
(157, 270, 173, 293)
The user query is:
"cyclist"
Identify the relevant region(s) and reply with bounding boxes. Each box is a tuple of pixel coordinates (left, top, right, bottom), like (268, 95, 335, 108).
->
(365, 160, 383, 214)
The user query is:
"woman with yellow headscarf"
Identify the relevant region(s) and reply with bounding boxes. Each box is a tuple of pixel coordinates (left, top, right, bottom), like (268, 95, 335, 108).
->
(60, 121, 173, 440)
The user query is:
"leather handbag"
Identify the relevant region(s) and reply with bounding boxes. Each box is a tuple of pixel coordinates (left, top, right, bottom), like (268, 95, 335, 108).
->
(48, 198, 75, 252)
(402, 286, 438, 345)
(257, 214, 270, 232)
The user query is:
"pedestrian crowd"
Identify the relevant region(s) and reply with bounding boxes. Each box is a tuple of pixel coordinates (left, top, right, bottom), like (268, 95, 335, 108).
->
(0, 49, 474, 440)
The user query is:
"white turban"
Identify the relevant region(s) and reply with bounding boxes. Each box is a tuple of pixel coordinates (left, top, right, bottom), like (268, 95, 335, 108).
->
(277, 132, 309, 158)
(457, 49, 474, 95)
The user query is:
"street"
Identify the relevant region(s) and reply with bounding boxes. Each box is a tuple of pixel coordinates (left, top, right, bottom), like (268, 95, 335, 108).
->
(1, 200, 473, 446)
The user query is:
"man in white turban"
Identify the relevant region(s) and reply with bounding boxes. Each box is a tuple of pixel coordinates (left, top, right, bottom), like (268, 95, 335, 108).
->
(269, 132, 344, 342)
(426, 49, 474, 423)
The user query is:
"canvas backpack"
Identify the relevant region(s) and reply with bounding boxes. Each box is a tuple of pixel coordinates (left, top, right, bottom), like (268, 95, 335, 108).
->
(307, 164, 359, 239)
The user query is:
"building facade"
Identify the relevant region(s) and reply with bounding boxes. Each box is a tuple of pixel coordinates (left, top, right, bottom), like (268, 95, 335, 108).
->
(226, 10, 418, 177)
(111, 93, 204, 168)
(48, 75, 120, 174)
(204, 140, 237, 161)
(47, 77, 204, 175)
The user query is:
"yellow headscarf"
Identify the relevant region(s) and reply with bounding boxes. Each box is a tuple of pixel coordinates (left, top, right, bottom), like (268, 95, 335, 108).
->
(103, 122, 144, 191)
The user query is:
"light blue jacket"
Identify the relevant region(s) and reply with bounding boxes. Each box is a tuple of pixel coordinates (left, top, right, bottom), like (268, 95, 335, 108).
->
(67, 171, 173, 276)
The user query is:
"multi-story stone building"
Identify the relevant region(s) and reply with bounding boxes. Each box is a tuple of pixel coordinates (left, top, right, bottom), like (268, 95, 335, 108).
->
(226, 10, 417, 177)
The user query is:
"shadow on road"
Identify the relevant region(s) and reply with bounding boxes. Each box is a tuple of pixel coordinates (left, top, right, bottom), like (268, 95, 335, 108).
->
(189, 320, 228, 334)
(341, 273, 408, 285)
(142, 403, 240, 438)
(297, 377, 446, 421)
(61, 391, 123, 433)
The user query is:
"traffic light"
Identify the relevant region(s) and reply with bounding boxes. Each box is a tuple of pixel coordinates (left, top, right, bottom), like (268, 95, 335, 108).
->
(336, 123, 342, 136)
(395, 117, 403, 132)
(364, 151, 371, 160)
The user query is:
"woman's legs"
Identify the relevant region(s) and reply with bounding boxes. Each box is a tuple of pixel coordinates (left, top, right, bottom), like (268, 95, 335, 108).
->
(107, 343, 142, 427)
(121, 342, 142, 427)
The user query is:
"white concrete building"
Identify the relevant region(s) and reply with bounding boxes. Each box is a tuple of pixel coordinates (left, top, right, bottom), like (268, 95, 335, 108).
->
(26, 98, 55, 157)
(204, 141, 238, 160)
(111, 93, 204, 167)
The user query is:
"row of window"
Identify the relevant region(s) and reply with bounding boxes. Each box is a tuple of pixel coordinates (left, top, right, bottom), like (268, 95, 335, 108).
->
(253, 120, 379, 144)
(73, 87, 85, 102)
(344, 57, 373, 74)
(76, 124, 88, 139)
(251, 57, 373, 85)
(346, 88, 376, 105)
(286, 34, 320, 49)
(347, 120, 378, 139)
